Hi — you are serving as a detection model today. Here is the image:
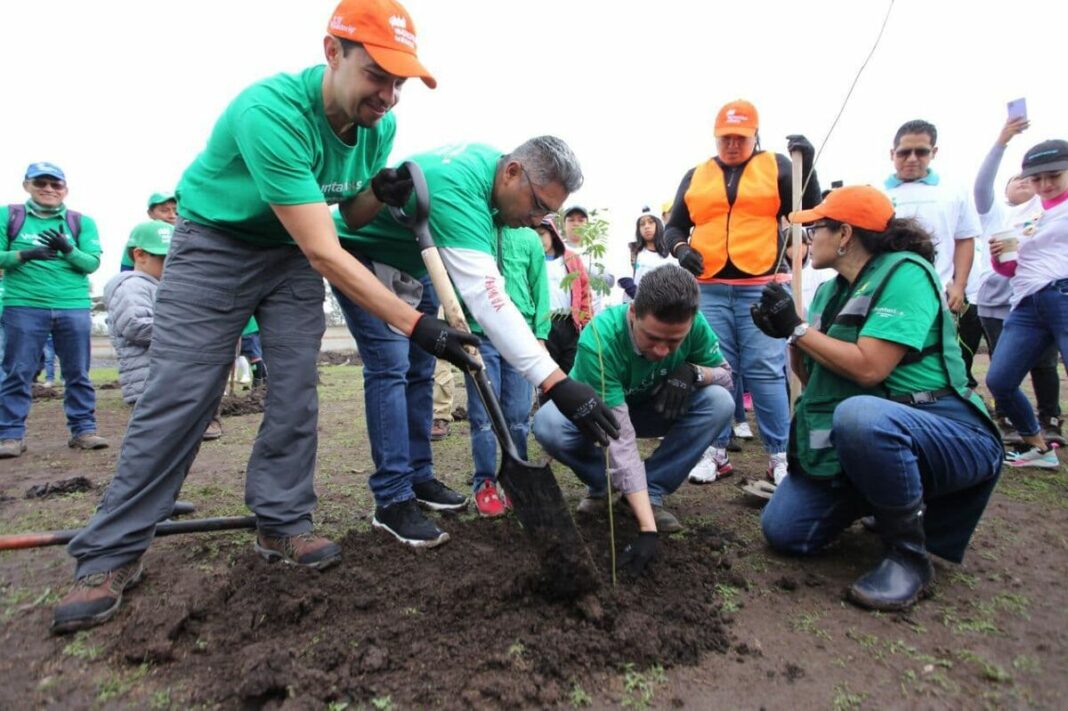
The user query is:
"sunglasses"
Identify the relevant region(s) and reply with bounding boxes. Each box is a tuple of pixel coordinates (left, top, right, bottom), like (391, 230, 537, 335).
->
(31, 178, 66, 190)
(894, 147, 932, 159)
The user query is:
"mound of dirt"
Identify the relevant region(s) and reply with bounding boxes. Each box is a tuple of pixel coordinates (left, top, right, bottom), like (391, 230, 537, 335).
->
(25, 476, 96, 499)
(114, 518, 734, 709)
(219, 388, 267, 417)
(31, 384, 60, 399)
(318, 350, 361, 366)
(97, 380, 121, 390)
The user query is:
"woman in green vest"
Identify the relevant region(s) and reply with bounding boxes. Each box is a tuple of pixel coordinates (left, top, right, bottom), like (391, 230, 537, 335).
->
(751, 186, 1003, 611)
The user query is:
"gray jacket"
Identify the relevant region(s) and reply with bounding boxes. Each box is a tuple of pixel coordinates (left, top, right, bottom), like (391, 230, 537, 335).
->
(103, 271, 158, 404)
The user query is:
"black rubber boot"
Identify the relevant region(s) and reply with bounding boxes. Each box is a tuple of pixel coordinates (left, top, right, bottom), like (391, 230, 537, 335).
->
(251, 360, 268, 388)
(847, 498, 933, 611)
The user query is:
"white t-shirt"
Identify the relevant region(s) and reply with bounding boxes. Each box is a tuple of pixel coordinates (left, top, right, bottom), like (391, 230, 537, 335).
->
(633, 249, 678, 286)
(1011, 198, 1068, 308)
(544, 255, 572, 314)
(882, 174, 983, 301)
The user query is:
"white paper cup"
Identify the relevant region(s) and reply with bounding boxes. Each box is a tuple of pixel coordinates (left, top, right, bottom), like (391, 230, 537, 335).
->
(991, 229, 1019, 263)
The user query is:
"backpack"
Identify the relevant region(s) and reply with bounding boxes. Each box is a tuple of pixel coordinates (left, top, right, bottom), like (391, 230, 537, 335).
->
(5, 204, 82, 245)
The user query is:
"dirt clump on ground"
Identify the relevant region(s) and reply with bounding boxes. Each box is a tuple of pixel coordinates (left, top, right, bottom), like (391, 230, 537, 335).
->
(318, 350, 361, 366)
(30, 383, 60, 399)
(113, 518, 732, 709)
(25, 476, 96, 499)
(219, 388, 267, 417)
(97, 380, 121, 390)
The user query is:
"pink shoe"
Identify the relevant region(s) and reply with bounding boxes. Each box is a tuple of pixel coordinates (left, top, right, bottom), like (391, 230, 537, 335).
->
(743, 392, 753, 411)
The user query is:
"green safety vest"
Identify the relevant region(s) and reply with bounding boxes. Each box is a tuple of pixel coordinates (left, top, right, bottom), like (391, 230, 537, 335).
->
(790, 251, 995, 479)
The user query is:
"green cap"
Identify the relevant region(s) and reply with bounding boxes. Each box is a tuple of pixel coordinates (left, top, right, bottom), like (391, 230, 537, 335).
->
(129, 220, 173, 256)
(147, 191, 176, 209)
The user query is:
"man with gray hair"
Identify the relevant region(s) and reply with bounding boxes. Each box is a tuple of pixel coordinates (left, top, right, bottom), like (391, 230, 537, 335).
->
(532, 265, 734, 576)
(335, 137, 619, 548)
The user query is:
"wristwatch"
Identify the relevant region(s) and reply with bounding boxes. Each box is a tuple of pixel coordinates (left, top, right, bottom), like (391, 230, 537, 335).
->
(787, 322, 810, 346)
(690, 363, 704, 385)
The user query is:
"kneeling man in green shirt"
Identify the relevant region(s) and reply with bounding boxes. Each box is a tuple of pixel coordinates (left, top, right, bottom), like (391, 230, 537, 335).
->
(533, 265, 735, 576)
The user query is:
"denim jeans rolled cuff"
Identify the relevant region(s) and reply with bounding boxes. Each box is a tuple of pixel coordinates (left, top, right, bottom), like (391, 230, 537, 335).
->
(0, 306, 95, 439)
(464, 336, 532, 490)
(332, 272, 439, 508)
(532, 401, 608, 498)
(699, 282, 790, 453)
(986, 285, 1068, 437)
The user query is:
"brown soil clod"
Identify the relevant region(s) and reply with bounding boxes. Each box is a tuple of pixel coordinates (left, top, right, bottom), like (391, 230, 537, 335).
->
(318, 350, 361, 366)
(219, 388, 267, 417)
(25, 476, 95, 499)
(30, 384, 60, 399)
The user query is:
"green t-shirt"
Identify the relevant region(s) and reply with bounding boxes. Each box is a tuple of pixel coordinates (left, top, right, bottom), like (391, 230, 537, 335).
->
(570, 304, 726, 408)
(468, 226, 549, 338)
(336, 143, 501, 275)
(241, 316, 259, 337)
(177, 65, 395, 244)
(810, 261, 948, 395)
(0, 204, 101, 309)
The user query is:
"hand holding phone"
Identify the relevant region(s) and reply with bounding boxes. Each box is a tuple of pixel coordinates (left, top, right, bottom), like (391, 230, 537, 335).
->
(1007, 97, 1027, 122)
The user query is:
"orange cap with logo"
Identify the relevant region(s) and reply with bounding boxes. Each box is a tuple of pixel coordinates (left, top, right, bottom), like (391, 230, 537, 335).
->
(327, 0, 437, 89)
(714, 99, 759, 137)
(789, 185, 894, 232)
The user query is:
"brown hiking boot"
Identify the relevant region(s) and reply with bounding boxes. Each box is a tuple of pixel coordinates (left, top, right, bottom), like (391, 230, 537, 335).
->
(68, 433, 109, 450)
(51, 559, 144, 634)
(430, 418, 450, 441)
(202, 418, 224, 441)
(0, 438, 26, 458)
(254, 532, 341, 570)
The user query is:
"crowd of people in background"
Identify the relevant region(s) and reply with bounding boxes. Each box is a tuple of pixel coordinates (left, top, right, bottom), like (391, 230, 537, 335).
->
(0, 0, 1061, 637)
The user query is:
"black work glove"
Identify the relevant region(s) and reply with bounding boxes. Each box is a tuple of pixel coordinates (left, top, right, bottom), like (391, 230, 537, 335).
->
(749, 301, 779, 339)
(20, 247, 57, 263)
(619, 531, 660, 577)
(755, 282, 802, 339)
(617, 276, 637, 299)
(410, 314, 481, 371)
(652, 362, 697, 421)
(40, 228, 73, 255)
(370, 165, 414, 208)
(786, 134, 815, 174)
(547, 377, 620, 446)
(674, 244, 704, 276)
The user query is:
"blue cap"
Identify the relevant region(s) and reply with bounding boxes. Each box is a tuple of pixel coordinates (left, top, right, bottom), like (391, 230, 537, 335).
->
(25, 162, 66, 181)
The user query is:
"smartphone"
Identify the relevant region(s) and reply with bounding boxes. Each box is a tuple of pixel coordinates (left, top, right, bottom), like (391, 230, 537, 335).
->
(1007, 97, 1027, 122)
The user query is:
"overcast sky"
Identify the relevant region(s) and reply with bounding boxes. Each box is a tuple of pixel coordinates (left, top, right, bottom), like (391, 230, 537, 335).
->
(3, 0, 1065, 293)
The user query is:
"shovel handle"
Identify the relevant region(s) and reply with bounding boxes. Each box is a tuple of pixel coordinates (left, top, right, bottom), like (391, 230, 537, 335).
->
(390, 162, 522, 461)
(0, 515, 258, 551)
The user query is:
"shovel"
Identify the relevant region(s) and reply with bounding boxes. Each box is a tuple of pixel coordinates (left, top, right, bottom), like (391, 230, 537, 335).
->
(391, 161, 600, 597)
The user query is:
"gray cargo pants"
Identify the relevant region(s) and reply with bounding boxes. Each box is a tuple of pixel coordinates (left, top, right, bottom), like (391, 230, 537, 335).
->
(69, 218, 325, 578)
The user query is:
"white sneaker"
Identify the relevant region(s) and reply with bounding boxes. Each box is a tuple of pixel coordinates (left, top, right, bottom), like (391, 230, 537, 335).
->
(733, 422, 754, 439)
(689, 447, 733, 484)
(1004, 446, 1060, 470)
(768, 452, 789, 485)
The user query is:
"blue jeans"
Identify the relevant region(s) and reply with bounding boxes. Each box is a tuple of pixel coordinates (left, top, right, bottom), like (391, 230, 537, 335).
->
(333, 272, 439, 508)
(699, 283, 789, 452)
(241, 333, 263, 362)
(42, 333, 57, 382)
(0, 307, 96, 438)
(463, 336, 532, 490)
(0, 322, 6, 385)
(986, 279, 1068, 437)
(532, 385, 734, 505)
(762, 395, 1002, 555)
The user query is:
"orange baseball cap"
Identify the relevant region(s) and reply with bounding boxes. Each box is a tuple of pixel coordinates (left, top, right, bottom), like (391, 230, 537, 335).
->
(789, 185, 894, 232)
(714, 99, 759, 137)
(327, 0, 437, 89)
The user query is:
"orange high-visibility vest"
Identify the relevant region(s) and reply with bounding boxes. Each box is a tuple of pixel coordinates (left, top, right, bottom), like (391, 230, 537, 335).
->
(685, 152, 781, 280)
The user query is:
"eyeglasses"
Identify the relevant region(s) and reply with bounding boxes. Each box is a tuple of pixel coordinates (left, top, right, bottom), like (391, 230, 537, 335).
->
(803, 221, 834, 241)
(30, 178, 66, 190)
(520, 165, 553, 219)
(894, 147, 932, 159)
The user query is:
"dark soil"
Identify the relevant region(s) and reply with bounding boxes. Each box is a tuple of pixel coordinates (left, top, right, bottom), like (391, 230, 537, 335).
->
(30, 383, 60, 399)
(219, 388, 267, 417)
(96, 380, 121, 391)
(113, 519, 731, 709)
(25, 477, 96, 500)
(318, 350, 361, 366)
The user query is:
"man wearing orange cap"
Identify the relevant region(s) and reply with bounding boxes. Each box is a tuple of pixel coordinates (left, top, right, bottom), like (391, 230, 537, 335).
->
(54, 0, 480, 634)
(665, 99, 821, 488)
(752, 185, 1000, 612)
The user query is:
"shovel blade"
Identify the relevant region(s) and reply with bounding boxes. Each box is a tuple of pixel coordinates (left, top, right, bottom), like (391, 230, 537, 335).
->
(498, 455, 600, 597)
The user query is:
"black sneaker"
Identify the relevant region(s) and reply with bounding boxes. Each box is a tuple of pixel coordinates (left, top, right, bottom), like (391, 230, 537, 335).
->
(372, 499, 450, 548)
(412, 479, 468, 512)
(1042, 416, 1066, 447)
